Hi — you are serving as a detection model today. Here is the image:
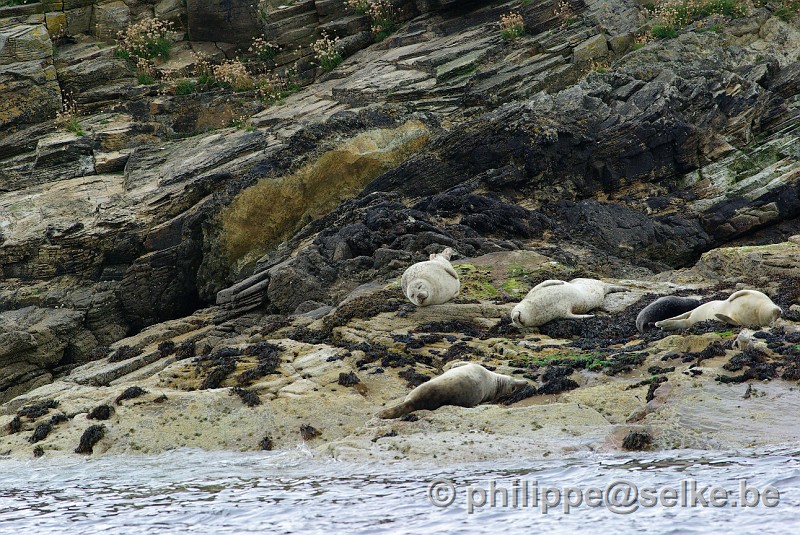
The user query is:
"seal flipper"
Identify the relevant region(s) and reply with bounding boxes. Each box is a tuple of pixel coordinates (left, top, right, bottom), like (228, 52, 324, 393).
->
(534, 280, 565, 290)
(442, 263, 459, 280)
(726, 290, 753, 302)
(605, 284, 629, 293)
(564, 313, 594, 320)
(655, 310, 693, 329)
(715, 313, 740, 325)
(655, 319, 686, 330)
(376, 401, 415, 419)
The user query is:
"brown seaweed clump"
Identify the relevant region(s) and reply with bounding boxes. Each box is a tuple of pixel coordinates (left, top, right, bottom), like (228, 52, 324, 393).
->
(622, 431, 652, 451)
(337, 371, 361, 386)
(87, 405, 114, 420)
(115, 386, 148, 405)
(300, 424, 321, 440)
(75, 425, 105, 454)
(230, 387, 261, 407)
(17, 400, 59, 420)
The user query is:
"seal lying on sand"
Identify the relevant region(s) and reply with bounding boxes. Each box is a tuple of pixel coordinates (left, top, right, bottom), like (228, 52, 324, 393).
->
(376, 362, 527, 419)
(511, 278, 628, 328)
(636, 296, 701, 333)
(401, 248, 460, 306)
(655, 290, 782, 330)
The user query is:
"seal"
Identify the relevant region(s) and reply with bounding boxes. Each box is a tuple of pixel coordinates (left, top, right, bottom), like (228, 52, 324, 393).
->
(510, 278, 628, 328)
(635, 296, 701, 333)
(655, 290, 782, 330)
(375, 362, 528, 419)
(401, 247, 460, 306)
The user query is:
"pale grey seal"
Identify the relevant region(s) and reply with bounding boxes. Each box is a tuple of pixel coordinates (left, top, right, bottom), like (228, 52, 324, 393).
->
(376, 362, 527, 419)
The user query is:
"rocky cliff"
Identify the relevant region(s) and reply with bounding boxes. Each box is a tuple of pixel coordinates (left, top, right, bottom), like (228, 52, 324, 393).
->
(1, 0, 800, 460)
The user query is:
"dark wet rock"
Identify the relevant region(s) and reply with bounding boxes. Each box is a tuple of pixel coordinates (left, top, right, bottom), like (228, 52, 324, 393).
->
(174, 341, 196, 361)
(544, 200, 710, 270)
(108, 345, 143, 363)
(230, 387, 261, 407)
(87, 346, 112, 362)
(115, 386, 148, 405)
(158, 341, 176, 357)
(75, 425, 105, 454)
(300, 424, 321, 441)
(87, 405, 114, 421)
(622, 431, 652, 451)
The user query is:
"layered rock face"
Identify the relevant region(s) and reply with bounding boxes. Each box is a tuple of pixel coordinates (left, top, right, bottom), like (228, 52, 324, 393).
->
(1, 0, 799, 458)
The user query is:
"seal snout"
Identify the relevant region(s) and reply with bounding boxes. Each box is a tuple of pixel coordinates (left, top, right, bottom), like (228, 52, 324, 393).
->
(413, 290, 429, 306)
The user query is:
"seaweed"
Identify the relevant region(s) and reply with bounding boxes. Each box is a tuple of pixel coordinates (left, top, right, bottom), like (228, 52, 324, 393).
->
(398, 367, 430, 387)
(17, 400, 59, 420)
(75, 425, 105, 454)
(87, 405, 114, 420)
(337, 371, 361, 386)
(115, 386, 148, 405)
(230, 387, 261, 407)
(300, 424, 321, 440)
(622, 431, 652, 451)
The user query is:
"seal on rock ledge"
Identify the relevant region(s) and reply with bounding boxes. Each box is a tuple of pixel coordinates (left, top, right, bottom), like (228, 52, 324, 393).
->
(376, 362, 528, 419)
(636, 296, 701, 333)
(655, 290, 782, 330)
(401, 248, 460, 306)
(511, 278, 628, 328)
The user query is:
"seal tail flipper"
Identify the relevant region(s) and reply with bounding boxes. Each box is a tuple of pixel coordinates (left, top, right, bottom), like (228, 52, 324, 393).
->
(715, 313, 740, 326)
(655, 318, 689, 330)
(606, 284, 629, 293)
(564, 313, 594, 320)
(376, 401, 414, 419)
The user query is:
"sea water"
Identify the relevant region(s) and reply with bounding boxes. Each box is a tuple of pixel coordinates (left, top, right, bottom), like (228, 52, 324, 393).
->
(1, 446, 798, 534)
